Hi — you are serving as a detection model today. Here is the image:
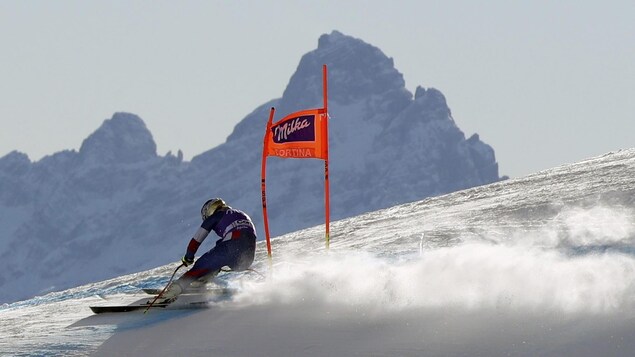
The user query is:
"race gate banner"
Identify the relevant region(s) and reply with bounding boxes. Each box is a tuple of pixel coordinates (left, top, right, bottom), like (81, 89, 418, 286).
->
(264, 108, 328, 160)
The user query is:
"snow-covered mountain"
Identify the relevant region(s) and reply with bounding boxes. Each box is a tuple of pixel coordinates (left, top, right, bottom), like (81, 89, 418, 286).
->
(1, 148, 634, 356)
(0, 31, 502, 304)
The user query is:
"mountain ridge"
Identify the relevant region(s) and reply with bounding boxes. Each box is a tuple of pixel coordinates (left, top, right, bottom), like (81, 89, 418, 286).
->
(0, 30, 501, 303)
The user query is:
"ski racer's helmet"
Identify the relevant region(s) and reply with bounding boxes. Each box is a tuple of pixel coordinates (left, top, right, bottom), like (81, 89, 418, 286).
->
(201, 198, 227, 220)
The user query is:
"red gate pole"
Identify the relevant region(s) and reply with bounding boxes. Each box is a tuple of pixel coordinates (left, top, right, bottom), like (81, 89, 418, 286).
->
(261, 107, 276, 265)
(323, 64, 330, 249)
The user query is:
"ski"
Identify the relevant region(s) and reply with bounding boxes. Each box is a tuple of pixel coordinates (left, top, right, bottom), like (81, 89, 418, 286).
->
(141, 287, 237, 295)
(89, 303, 170, 314)
(89, 286, 238, 314)
(89, 292, 222, 314)
(89, 299, 212, 314)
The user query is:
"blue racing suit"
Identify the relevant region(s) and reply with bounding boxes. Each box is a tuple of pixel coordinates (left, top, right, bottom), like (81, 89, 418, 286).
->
(181, 207, 257, 281)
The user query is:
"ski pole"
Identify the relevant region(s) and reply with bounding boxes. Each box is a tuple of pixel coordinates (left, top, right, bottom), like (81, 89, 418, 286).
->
(144, 263, 185, 314)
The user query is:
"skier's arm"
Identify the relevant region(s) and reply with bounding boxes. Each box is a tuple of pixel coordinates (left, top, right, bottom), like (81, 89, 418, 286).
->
(184, 227, 210, 261)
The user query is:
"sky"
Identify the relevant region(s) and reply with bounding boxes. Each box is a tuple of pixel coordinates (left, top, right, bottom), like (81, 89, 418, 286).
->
(0, 1, 633, 178)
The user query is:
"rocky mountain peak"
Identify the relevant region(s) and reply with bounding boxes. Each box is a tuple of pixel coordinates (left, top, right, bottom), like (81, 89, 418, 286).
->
(79, 112, 157, 164)
(279, 31, 410, 114)
(0, 150, 31, 176)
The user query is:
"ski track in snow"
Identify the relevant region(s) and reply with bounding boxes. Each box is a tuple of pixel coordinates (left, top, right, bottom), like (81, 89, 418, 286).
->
(2, 149, 635, 356)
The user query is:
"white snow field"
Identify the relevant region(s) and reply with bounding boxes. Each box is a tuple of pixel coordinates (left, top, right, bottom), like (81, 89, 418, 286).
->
(2, 148, 635, 356)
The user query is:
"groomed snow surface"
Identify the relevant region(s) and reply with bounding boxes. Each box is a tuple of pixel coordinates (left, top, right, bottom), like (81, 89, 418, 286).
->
(2, 149, 635, 356)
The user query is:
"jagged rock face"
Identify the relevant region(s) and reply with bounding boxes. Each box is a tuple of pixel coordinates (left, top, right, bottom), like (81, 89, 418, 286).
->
(280, 31, 410, 113)
(79, 112, 157, 164)
(0, 31, 501, 303)
(246, 31, 500, 223)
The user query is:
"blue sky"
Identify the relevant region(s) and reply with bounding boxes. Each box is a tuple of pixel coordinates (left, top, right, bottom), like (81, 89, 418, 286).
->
(1, 0, 633, 177)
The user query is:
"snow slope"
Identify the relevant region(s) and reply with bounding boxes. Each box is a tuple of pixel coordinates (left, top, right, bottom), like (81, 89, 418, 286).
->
(1, 148, 635, 356)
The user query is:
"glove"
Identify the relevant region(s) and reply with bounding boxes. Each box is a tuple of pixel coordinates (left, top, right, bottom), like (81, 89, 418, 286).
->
(181, 255, 194, 267)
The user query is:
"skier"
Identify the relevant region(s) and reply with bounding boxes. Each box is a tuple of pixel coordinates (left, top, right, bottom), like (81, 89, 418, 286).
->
(157, 198, 257, 303)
